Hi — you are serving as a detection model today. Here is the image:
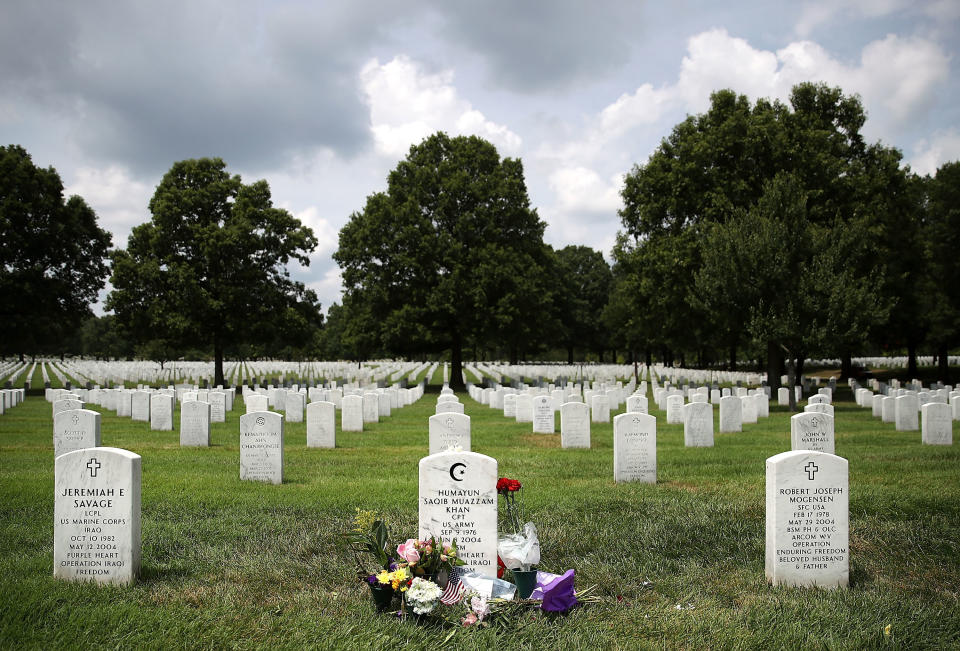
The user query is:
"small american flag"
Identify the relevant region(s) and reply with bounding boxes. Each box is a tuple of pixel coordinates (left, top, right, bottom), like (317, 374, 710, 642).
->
(440, 566, 467, 605)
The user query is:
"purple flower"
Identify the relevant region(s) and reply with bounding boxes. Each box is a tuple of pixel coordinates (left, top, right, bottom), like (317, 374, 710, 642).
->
(540, 569, 578, 613)
(366, 575, 378, 585)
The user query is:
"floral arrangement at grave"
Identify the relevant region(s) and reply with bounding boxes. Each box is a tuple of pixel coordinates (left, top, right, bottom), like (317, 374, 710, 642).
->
(345, 496, 591, 629)
(496, 477, 540, 579)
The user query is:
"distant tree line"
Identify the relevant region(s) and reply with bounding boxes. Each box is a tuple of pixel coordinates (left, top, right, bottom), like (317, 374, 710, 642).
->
(2, 82, 957, 385)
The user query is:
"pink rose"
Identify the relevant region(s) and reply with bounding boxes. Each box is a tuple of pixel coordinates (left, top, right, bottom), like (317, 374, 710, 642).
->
(397, 539, 421, 564)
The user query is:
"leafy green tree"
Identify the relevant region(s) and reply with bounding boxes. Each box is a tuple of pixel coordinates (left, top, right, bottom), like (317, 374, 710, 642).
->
(618, 83, 905, 385)
(335, 132, 547, 390)
(107, 158, 320, 386)
(553, 245, 612, 363)
(924, 161, 960, 382)
(698, 173, 889, 408)
(79, 315, 133, 360)
(0, 145, 112, 360)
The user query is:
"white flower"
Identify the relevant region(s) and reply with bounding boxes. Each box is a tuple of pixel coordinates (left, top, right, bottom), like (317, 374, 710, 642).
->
(406, 578, 442, 614)
(470, 595, 490, 621)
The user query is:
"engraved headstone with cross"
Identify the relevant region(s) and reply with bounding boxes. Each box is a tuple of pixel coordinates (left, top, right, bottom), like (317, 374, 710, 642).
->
(765, 450, 849, 589)
(54, 447, 141, 585)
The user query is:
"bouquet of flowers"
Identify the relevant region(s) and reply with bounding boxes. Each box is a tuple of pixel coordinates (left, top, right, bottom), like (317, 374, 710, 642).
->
(343, 509, 393, 582)
(397, 535, 465, 577)
(496, 477, 540, 572)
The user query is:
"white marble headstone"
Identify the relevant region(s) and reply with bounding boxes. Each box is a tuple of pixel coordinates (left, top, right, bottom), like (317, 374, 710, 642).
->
(306, 401, 336, 448)
(341, 395, 364, 432)
(209, 391, 226, 423)
(719, 396, 742, 433)
(683, 402, 714, 447)
(285, 391, 304, 423)
(881, 396, 896, 423)
(503, 394, 517, 418)
(613, 412, 656, 483)
(429, 412, 471, 454)
(239, 411, 284, 485)
(591, 394, 610, 423)
(921, 402, 953, 445)
(791, 412, 835, 455)
(418, 450, 497, 576)
(131, 391, 151, 422)
(666, 394, 684, 425)
(180, 400, 211, 447)
(53, 398, 84, 417)
(765, 450, 848, 589)
(626, 395, 648, 414)
(895, 394, 919, 431)
(54, 447, 141, 585)
(741, 395, 758, 424)
(150, 394, 174, 431)
(54, 409, 101, 458)
(246, 394, 268, 413)
(362, 393, 379, 423)
(532, 396, 555, 434)
(514, 394, 533, 423)
(436, 401, 465, 414)
(778, 387, 790, 406)
(560, 401, 590, 449)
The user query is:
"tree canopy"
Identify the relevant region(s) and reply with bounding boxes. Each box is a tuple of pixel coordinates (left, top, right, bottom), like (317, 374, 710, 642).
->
(553, 245, 612, 363)
(335, 132, 548, 389)
(107, 157, 321, 385)
(0, 145, 113, 360)
(614, 83, 914, 388)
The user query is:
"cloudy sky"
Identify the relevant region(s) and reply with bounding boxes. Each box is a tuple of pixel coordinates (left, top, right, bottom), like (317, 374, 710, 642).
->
(3, 0, 959, 314)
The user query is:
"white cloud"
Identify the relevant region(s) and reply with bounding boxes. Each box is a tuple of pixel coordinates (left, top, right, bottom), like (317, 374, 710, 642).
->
(63, 165, 152, 248)
(670, 29, 949, 136)
(858, 34, 950, 120)
(360, 55, 521, 158)
(910, 128, 960, 175)
(599, 84, 675, 138)
(548, 167, 623, 214)
(677, 29, 781, 112)
(308, 266, 344, 313)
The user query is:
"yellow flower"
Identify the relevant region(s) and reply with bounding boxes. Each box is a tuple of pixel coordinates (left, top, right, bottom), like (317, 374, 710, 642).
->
(376, 571, 390, 585)
(352, 508, 376, 533)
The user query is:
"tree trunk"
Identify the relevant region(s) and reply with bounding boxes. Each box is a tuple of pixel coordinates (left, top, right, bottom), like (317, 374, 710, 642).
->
(645, 348, 652, 367)
(784, 350, 798, 412)
(18, 352, 24, 363)
(450, 332, 466, 392)
(214, 335, 225, 388)
(729, 343, 737, 371)
(938, 342, 950, 384)
(907, 341, 918, 377)
(840, 350, 853, 379)
(766, 340, 782, 394)
(796, 356, 805, 381)
(509, 344, 518, 366)
(567, 345, 574, 365)
(633, 358, 638, 382)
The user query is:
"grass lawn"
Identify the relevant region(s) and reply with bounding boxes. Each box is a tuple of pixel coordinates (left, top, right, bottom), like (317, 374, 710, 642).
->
(0, 381, 958, 649)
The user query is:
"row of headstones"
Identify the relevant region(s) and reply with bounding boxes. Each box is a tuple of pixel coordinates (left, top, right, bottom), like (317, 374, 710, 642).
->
(53, 382, 426, 457)
(0, 388, 25, 414)
(854, 384, 956, 445)
(52, 411, 849, 590)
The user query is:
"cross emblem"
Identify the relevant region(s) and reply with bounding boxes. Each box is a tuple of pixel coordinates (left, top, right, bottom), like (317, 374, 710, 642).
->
(804, 461, 818, 480)
(633, 417, 641, 425)
(87, 458, 101, 478)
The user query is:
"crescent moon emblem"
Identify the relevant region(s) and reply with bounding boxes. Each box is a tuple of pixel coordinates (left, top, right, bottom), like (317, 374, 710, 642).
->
(449, 462, 467, 481)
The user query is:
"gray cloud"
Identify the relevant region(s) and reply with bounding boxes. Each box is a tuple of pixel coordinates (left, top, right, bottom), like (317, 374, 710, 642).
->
(0, 0, 400, 174)
(431, 0, 647, 92)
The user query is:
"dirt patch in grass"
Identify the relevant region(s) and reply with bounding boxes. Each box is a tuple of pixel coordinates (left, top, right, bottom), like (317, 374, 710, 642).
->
(520, 433, 561, 448)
